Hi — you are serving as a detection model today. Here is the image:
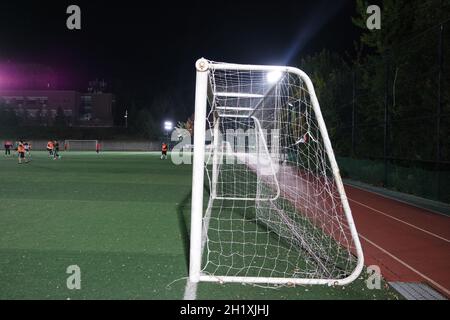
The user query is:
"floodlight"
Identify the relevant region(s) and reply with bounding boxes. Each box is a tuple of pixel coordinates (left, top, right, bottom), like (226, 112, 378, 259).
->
(267, 70, 282, 83)
(164, 121, 173, 131)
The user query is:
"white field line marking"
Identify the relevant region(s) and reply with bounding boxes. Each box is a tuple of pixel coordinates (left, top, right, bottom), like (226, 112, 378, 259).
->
(346, 182, 450, 218)
(359, 233, 450, 297)
(183, 280, 198, 300)
(183, 198, 214, 300)
(349, 198, 450, 243)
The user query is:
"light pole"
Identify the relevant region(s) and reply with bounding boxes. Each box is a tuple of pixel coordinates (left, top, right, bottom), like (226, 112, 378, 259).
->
(124, 109, 128, 129)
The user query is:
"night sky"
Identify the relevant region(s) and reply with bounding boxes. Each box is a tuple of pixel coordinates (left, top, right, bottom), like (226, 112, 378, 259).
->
(0, 0, 360, 122)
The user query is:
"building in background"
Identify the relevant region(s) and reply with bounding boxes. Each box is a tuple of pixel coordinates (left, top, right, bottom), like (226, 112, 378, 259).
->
(79, 92, 115, 126)
(0, 89, 114, 126)
(78, 79, 115, 126)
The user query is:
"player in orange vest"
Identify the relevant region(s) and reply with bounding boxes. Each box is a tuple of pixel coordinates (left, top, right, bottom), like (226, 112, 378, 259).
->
(17, 141, 26, 164)
(161, 142, 168, 160)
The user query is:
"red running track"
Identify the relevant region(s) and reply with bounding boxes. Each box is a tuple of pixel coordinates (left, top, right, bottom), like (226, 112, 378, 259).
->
(345, 185, 450, 297)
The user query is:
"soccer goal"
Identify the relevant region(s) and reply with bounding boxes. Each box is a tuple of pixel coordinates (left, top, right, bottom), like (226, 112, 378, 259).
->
(189, 58, 364, 286)
(64, 140, 98, 151)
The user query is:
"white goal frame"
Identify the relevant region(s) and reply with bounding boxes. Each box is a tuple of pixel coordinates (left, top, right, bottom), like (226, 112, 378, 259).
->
(189, 58, 364, 286)
(64, 140, 98, 151)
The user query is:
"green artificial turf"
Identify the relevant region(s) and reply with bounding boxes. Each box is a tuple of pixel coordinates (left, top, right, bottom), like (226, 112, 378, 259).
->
(0, 151, 400, 299)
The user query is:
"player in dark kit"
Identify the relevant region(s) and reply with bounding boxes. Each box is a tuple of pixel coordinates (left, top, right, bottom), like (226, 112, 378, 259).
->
(24, 141, 32, 161)
(53, 140, 60, 160)
(4, 140, 12, 155)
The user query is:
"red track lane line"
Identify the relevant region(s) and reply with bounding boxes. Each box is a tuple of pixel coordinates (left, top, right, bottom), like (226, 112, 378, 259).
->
(348, 198, 450, 243)
(346, 183, 449, 217)
(345, 187, 450, 297)
(353, 210, 450, 282)
(345, 186, 450, 238)
(358, 232, 450, 297)
(361, 242, 416, 281)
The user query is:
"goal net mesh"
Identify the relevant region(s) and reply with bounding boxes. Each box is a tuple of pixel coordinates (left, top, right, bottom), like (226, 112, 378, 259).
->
(65, 140, 98, 151)
(201, 62, 359, 283)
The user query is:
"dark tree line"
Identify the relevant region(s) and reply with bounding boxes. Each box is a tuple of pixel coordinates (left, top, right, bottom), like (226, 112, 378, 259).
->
(289, 0, 449, 202)
(294, 0, 450, 163)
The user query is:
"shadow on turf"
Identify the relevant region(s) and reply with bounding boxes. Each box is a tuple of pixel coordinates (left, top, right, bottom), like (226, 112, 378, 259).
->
(176, 191, 192, 272)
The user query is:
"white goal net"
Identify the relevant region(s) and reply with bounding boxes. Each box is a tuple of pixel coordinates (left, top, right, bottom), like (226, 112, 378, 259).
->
(64, 140, 98, 151)
(189, 59, 363, 286)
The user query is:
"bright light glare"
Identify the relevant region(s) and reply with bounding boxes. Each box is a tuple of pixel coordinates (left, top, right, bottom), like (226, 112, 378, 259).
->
(164, 121, 173, 131)
(267, 70, 282, 83)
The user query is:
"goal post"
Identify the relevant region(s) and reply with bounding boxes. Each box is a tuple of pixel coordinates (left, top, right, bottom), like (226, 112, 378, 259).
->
(64, 140, 98, 151)
(190, 58, 364, 286)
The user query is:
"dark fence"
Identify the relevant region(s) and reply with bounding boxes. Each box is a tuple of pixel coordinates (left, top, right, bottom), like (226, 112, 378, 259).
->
(328, 20, 449, 203)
